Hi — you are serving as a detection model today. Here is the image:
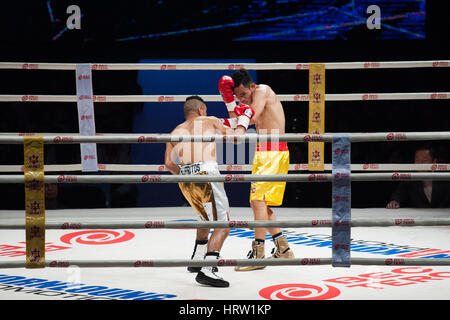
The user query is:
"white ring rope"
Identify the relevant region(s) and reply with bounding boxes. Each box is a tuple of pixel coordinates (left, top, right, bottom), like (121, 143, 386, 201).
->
(1, 92, 449, 102)
(0, 163, 448, 173)
(1, 218, 449, 230)
(1, 60, 449, 70)
(0, 257, 448, 269)
(0, 132, 450, 144)
(1, 172, 450, 184)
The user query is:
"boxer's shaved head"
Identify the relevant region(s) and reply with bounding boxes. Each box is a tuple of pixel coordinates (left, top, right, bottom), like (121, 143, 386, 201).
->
(184, 95, 206, 118)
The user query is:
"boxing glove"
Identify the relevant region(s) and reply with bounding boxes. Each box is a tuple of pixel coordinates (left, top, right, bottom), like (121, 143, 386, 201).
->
(234, 104, 254, 130)
(218, 76, 236, 112)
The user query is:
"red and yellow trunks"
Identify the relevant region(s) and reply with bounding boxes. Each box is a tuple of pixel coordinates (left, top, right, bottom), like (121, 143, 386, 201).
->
(250, 142, 290, 206)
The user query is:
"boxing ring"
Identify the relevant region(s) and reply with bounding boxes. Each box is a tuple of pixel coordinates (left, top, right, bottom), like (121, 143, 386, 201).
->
(0, 61, 449, 301)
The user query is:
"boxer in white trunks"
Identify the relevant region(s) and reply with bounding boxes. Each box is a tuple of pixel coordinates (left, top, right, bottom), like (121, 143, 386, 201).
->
(164, 95, 254, 287)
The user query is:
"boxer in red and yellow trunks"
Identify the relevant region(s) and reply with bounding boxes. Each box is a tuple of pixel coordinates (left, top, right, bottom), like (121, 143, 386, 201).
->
(218, 69, 295, 271)
(250, 141, 290, 205)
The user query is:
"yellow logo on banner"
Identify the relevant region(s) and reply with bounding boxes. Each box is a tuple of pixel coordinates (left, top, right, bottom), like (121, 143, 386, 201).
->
(308, 64, 325, 171)
(24, 136, 45, 268)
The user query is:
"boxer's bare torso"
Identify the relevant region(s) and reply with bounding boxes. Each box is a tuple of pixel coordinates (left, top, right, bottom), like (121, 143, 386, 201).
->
(233, 84, 285, 135)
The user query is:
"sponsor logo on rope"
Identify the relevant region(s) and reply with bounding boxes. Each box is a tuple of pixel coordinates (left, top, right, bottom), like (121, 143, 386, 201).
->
(386, 132, 407, 140)
(228, 64, 245, 70)
(61, 222, 82, 229)
(57, 175, 78, 182)
(218, 259, 237, 266)
(361, 94, 379, 100)
(293, 94, 308, 101)
(362, 164, 380, 170)
(141, 174, 162, 182)
(432, 61, 449, 67)
(307, 174, 328, 182)
(93, 96, 107, 102)
(145, 221, 165, 228)
(91, 64, 108, 70)
(226, 165, 243, 171)
(295, 64, 309, 70)
(49, 260, 70, 267)
(363, 62, 381, 68)
(430, 93, 448, 99)
(134, 260, 154, 267)
(21, 95, 38, 102)
(301, 258, 321, 265)
(229, 221, 249, 228)
(311, 220, 331, 226)
(137, 136, 157, 143)
(431, 164, 449, 171)
(22, 63, 39, 69)
(158, 96, 175, 102)
(394, 219, 415, 225)
(391, 173, 411, 180)
(225, 174, 245, 182)
(53, 136, 74, 143)
(294, 164, 308, 170)
(160, 64, 176, 70)
(303, 134, 323, 142)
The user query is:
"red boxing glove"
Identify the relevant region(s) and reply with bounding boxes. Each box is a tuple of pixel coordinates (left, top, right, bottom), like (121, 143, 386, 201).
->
(218, 76, 236, 112)
(234, 104, 254, 130)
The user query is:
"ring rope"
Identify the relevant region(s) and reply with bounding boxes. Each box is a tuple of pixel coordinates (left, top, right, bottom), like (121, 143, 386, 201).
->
(1, 218, 449, 230)
(0, 163, 448, 173)
(1, 60, 449, 70)
(1, 132, 450, 144)
(1, 172, 450, 184)
(1, 92, 449, 102)
(0, 257, 449, 269)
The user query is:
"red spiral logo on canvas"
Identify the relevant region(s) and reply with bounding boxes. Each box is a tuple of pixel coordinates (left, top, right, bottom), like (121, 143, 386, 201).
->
(259, 283, 340, 300)
(60, 230, 134, 245)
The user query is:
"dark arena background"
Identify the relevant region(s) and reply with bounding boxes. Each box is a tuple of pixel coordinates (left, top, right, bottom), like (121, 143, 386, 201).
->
(0, 0, 448, 209)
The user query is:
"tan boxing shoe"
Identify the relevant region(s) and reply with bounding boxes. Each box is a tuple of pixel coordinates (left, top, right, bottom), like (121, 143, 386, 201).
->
(270, 236, 294, 259)
(234, 240, 266, 271)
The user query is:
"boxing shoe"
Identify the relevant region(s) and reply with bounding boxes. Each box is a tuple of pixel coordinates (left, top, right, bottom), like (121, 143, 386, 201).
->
(234, 240, 266, 271)
(188, 241, 207, 273)
(270, 236, 294, 259)
(196, 267, 229, 288)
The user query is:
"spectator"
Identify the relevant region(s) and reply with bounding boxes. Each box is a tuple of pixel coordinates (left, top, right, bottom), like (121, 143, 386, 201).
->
(386, 145, 450, 209)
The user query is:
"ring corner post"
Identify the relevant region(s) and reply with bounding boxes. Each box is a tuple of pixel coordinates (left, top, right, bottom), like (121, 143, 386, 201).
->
(24, 136, 46, 269)
(331, 134, 351, 268)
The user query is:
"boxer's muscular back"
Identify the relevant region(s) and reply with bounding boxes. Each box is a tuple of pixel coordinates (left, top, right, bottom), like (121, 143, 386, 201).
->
(171, 116, 217, 166)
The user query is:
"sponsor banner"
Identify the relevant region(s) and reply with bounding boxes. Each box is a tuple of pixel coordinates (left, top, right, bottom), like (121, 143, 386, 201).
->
(259, 267, 450, 300)
(0, 273, 176, 300)
(23, 136, 45, 268)
(228, 228, 450, 259)
(308, 63, 325, 171)
(75, 64, 98, 172)
(59, 230, 135, 246)
(0, 230, 135, 258)
(259, 283, 340, 300)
